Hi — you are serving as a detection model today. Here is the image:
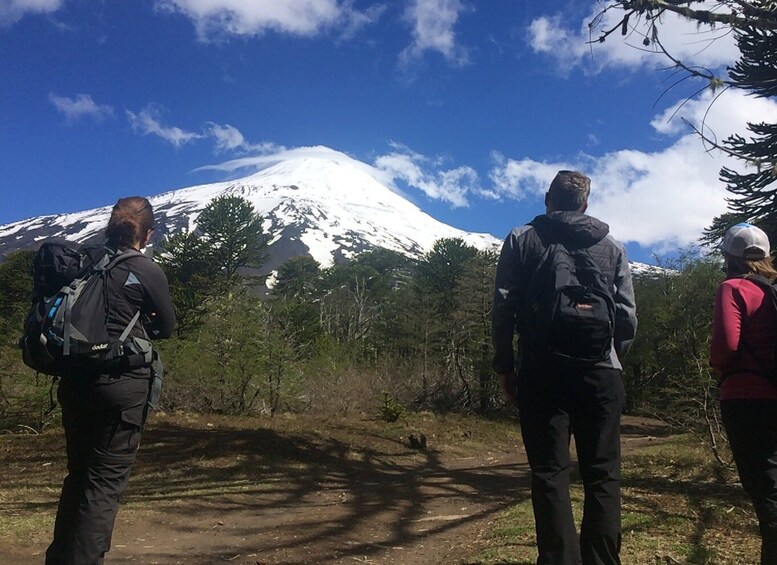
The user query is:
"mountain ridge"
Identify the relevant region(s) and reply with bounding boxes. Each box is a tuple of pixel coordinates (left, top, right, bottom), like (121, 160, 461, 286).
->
(0, 146, 660, 277)
(0, 147, 500, 274)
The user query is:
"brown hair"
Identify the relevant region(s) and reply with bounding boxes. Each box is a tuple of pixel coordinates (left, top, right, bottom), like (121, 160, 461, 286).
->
(725, 253, 777, 282)
(548, 170, 591, 212)
(106, 196, 155, 249)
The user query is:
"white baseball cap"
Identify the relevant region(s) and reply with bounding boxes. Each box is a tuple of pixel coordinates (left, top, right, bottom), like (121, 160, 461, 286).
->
(721, 223, 770, 259)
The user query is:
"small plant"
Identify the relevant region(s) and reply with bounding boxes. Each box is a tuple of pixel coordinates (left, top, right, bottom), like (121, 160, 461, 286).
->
(379, 391, 405, 422)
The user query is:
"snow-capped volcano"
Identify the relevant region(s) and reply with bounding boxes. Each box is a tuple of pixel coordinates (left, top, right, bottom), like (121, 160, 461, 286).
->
(0, 147, 501, 272)
(0, 146, 664, 279)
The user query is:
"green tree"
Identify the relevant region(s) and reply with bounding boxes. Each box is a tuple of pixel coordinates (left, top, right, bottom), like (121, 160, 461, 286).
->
(718, 26, 777, 240)
(271, 256, 322, 355)
(156, 230, 216, 336)
(411, 238, 480, 410)
(0, 249, 34, 335)
(622, 253, 729, 459)
(353, 248, 415, 287)
(453, 249, 499, 414)
(274, 256, 321, 300)
(197, 195, 269, 283)
(416, 238, 478, 316)
(356, 249, 417, 356)
(317, 261, 384, 344)
(0, 249, 53, 431)
(162, 291, 304, 415)
(311, 249, 415, 356)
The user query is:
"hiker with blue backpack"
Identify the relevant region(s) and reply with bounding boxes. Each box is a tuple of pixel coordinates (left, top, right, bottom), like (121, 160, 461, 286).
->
(36, 196, 175, 565)
(492, 171, 638, 565)
(711, 223, 777, 565)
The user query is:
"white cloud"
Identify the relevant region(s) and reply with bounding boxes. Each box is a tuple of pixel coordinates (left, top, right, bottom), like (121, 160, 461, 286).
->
(487, 153, 573, 202)
(126, 105, 202, 147)
(374, 144, 476, 207)
(155, 0, 379, 39)
(437, 166, 478, 204)
(128, 111, 283, 154)
(488, 89, 777, 252)
(587, 140, 727, 251)
(527, 15, 587, 73)
(400, 0, 470, 66)
(0, 0, 63, 26)
(204, 122, 287, 154)
(206, 122, 246, 152)
(528, 2, 739, 74)
(340, 1, 386, 39)
(49, 93, 114, 123)
(650, 88, 777, 142)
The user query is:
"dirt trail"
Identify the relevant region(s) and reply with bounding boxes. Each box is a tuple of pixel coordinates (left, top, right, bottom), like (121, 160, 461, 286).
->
(1, 414, 669, 565)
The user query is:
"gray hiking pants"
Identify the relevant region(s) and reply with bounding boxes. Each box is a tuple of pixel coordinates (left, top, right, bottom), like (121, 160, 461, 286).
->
(45, 374, 150, 565)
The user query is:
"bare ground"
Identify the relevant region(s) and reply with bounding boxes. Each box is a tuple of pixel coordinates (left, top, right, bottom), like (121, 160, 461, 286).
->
(1, 413, 683, 565)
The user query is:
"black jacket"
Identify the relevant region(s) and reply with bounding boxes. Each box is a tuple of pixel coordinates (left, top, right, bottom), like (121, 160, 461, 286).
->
(492, 211, 637, 374)
(104, 248, 175, 377)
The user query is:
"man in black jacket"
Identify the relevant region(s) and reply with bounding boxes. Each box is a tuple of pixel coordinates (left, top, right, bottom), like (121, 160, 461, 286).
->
(492, 171, 637, 565)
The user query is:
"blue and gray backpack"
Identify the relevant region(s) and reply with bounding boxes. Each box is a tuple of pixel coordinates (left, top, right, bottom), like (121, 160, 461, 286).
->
(20, 241, 153, 376)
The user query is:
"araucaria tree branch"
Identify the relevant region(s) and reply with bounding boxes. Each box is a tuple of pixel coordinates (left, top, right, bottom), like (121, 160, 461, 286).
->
(617, 0, 777, 30)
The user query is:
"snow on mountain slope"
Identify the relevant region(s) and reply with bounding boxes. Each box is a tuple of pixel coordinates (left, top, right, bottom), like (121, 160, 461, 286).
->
(0, 146, 661, 278)
(0, 147, 500, 272)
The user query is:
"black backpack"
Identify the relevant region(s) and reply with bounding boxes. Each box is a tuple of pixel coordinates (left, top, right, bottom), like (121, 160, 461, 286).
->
(735, 274, 777, 382)
(520, 241, 616, 365)
(20, 241, 154, 376)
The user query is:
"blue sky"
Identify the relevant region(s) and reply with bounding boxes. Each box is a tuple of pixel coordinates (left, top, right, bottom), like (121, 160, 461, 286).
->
(2, 0, 774, 264)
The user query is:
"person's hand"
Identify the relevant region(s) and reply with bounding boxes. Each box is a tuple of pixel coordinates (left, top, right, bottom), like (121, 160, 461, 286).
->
(497, 371, 519, 408)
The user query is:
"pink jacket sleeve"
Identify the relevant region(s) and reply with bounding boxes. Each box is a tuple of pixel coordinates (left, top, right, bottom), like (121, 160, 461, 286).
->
(710, 281, 745, 376)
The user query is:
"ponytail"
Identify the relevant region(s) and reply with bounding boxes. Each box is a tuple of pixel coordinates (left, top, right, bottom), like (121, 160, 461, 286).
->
(106, 197, 155, 249)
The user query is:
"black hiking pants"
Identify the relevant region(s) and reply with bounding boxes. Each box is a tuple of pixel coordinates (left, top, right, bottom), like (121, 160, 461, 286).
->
(721, 399, 777, 565)
(45, 374, 150, 565)
(516, 365, 624, 565)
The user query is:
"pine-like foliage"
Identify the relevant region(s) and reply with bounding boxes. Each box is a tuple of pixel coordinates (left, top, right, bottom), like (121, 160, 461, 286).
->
(596, 2, 777, 246)
(196, 195, 269, 282)
(719, 26, 777, 242)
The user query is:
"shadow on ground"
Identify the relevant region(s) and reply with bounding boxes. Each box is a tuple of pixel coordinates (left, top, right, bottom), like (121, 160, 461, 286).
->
(2, 416, 532, 564)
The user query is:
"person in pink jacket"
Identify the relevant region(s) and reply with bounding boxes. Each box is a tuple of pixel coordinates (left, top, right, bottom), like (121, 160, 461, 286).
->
(710, 223, 777, 565)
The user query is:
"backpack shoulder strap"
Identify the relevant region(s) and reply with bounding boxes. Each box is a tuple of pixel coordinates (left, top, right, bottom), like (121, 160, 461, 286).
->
(103, 248, 145, 271)
(728, 274, 777, 378)
(118, 311, 142, 343)
(742, 274, 776, 290)
(571, 246, 609, 285)
(529, 219, 602, 273)
(89, 249, 148, 343)
(86, 248, 145, 274)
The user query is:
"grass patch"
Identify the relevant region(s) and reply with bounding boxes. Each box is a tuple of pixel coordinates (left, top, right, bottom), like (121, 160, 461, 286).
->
(0, 510, 55, 545)
(1, 413, 762, 564)
(470, 433, 760, 565)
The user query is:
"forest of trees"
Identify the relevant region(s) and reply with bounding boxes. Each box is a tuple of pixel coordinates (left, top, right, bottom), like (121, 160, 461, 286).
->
(0, 195, 727, 454)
